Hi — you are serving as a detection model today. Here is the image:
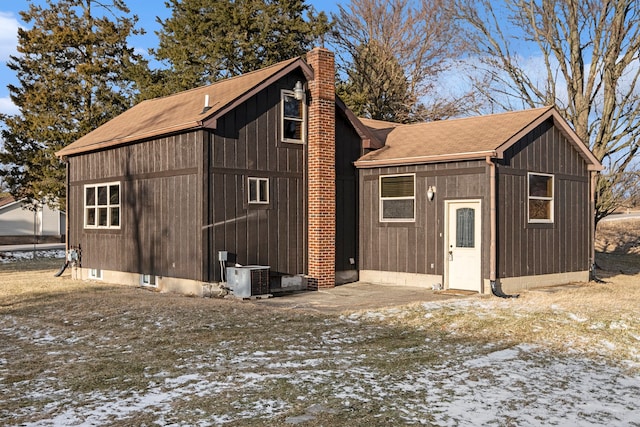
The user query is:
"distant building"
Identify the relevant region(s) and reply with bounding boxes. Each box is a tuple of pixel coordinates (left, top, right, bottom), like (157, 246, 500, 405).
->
(0, 195, 66, 245)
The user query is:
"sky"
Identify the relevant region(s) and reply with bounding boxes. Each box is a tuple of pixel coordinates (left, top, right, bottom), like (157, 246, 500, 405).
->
(0, 0, 341, 117)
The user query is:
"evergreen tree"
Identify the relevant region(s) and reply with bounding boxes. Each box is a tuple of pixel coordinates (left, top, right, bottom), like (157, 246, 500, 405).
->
(337, 41, 412, 122)
(0, 0, 146, 209)
(145, 0, 330, 97)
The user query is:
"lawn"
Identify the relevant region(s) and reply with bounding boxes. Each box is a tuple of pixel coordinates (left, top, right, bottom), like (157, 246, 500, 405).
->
(1, 221, 639, 426)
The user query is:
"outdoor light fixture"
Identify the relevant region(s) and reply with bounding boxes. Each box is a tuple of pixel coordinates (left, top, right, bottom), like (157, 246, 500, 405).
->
(293, 81, 304, 100)
(427, 186, 436, 201)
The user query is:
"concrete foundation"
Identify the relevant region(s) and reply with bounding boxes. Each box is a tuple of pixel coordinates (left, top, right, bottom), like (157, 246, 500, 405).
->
(74, 267, 209, 297)
(492, 271, 590, 294)
(359, 270, 442, 289)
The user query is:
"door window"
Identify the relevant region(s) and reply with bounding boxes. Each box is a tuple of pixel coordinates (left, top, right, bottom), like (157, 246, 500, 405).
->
(456, 207, 475, 248)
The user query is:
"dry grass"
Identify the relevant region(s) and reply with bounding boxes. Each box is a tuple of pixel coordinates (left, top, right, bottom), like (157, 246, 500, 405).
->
(380, 272, 640, 367)
(1, 221, 639, 425)
(1, 269, 318, 424)
(366, 219, 640, 369)
(596, 218, 640, 256)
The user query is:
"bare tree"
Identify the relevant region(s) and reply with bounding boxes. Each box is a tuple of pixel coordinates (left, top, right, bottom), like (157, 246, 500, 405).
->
(455, 0, 640, 222)
(331, 0, 475, 123)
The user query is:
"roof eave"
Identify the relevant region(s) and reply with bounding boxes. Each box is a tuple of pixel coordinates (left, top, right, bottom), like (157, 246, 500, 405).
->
(335, 97, 384, 150)
(354, 150, 497, 168)
(0, 199, 19, 211)
(56, 121, 203, 158)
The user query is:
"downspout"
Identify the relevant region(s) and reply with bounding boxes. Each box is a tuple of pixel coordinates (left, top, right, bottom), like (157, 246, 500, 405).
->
(201, 130, 210, 284)
(485, 156, 518, 298)
(65, 158, 70, 253)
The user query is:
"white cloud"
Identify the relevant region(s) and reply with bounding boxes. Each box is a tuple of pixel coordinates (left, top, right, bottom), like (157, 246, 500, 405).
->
(0, 96, 19, 116)
(133, 46, 149, 58)
(0, 12, 20, 61)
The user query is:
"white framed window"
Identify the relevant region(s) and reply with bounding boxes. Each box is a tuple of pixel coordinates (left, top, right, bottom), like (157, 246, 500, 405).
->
(84, 182, 120, 229)
(141, 274, 157, 287)
(248, 177, 269, 204)
(281, 90, 305, 143)
(379, 174, 415, 222)
(528, 172, 554, 223)
(89, 269, 103, 280)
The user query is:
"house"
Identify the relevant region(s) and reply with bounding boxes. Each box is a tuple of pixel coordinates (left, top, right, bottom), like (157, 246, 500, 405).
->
(355, 107, 603, 294)
(0, 195, 66, 245)
(56, 48, 376, 294)
(56, 47, 602, 295)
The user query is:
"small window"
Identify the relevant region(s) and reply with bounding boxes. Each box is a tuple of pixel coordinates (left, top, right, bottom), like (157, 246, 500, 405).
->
(528, 173, 554, 223)
(281, 90, 305, 143)
(89, 269, 102, 280)
(141, 274, 156, 287)
(380, 174, 415, 222)
(85, 182, 120, 229)
(248, 177, 269, 204)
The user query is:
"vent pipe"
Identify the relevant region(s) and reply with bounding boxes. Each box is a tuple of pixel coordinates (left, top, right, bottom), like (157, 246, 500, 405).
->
(201, 94, 212, 114)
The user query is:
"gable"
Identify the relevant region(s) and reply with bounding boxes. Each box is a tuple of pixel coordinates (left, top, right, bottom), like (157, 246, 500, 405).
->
(500, 118, 589, 176)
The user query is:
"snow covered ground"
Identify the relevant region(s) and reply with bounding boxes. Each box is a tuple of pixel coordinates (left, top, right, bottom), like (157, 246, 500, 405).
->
(2, 298, 639, 426)
(0, 249, 65, 263)
(11, 347, 640, 426)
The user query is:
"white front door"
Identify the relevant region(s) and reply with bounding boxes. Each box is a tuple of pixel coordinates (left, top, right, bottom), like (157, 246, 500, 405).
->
(446, 200, 481, 292)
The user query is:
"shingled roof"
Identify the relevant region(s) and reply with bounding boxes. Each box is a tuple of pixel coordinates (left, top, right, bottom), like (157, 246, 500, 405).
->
(355, 106, 602, 170)
(56, 57, 311, 157)
(0, 195, 17, 209)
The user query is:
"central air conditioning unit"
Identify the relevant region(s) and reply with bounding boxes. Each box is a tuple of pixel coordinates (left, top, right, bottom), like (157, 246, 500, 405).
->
(225, 265, 270, 298)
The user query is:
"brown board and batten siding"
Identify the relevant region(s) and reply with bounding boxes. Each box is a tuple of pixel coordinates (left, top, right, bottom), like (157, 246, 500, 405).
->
(335, 108, 365, 280)
(67, 131, 204, 281)
(206, 73, 306, 282)
(359, 160, 488, 280)
(496, 119, 590, 278)
(205, 72, 364, 283)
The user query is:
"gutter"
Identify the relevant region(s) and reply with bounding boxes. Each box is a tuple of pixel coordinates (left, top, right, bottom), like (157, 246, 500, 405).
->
(485, 155, 519, 298)
(55, 122, 204, 158)
(354, 150, 496, 168)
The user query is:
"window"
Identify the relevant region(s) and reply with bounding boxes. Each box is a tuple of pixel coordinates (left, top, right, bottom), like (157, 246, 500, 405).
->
(456, 208, 475, 248)
(380, 174, 415, 221)
(281, 90, 305, 143)
(85, 182, 120, 229)
(89, 269, 102, 280)
(528, 173, 554, 223)
(141, 274, 156, 287)
(248, 177, 269, 204)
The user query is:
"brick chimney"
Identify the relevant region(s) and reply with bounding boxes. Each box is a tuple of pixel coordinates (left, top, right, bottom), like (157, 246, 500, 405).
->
(306, 47, 336, 289)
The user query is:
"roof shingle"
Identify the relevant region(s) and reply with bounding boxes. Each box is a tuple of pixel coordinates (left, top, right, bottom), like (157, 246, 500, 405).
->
(356, 107, 555, 166)
(57, 57, 304, 157)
